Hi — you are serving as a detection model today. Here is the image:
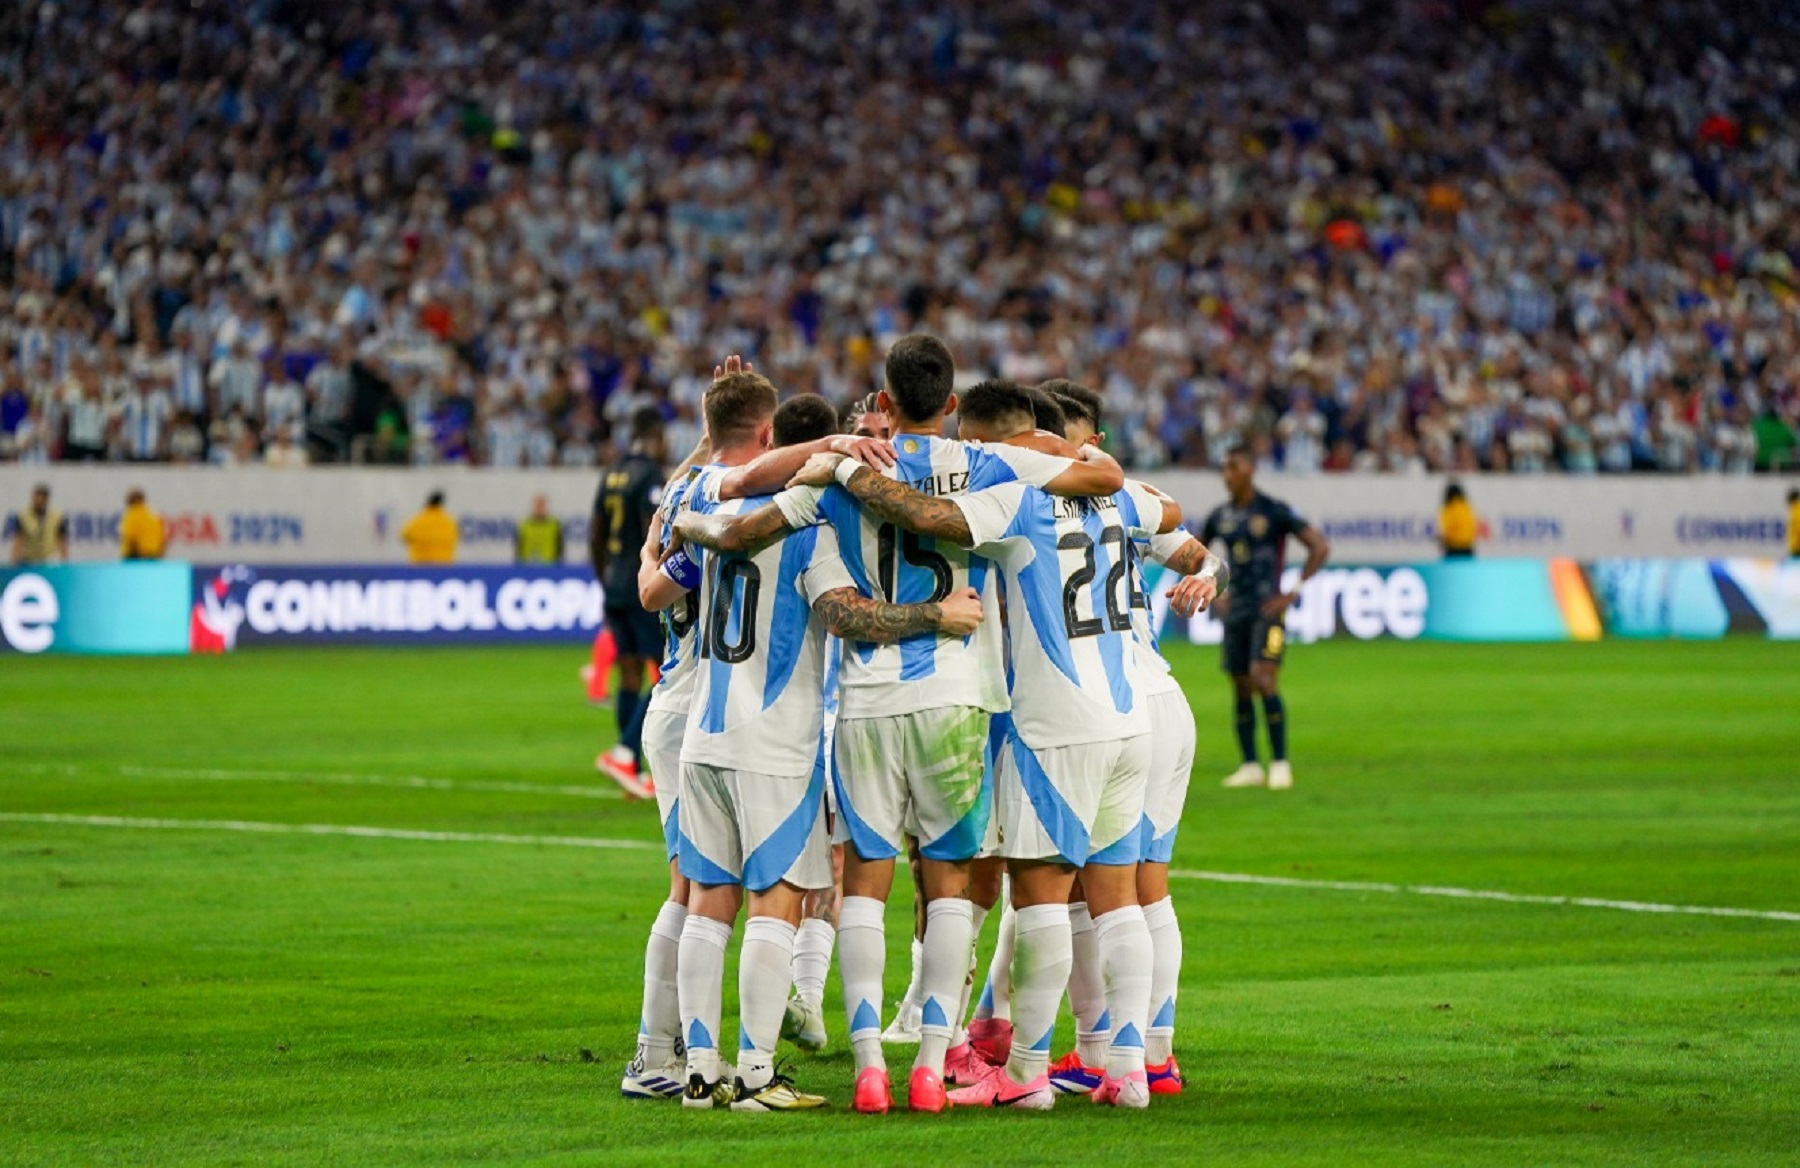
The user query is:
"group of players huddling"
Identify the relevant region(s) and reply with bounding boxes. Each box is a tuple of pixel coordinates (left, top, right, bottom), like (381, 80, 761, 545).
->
(598, 334, 1327, 1113)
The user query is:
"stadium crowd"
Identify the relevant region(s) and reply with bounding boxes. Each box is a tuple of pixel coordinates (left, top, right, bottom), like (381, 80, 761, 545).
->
(2, 0, 1799, 474)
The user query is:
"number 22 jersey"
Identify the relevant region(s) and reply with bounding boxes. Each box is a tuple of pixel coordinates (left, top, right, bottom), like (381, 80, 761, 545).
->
(953, 479, 1168, 750)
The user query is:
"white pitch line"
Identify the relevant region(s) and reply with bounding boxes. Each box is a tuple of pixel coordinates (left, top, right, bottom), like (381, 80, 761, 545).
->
(3, 811, 1792, 924)
(9, 762, 624, 801)
(1169, 868, 1800, 923)
(0, 813, 660, 851)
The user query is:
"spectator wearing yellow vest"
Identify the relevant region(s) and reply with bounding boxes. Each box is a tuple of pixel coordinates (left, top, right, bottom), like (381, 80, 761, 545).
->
(1789, 488, 1798, 559)
(119, 489, 166, 560)
(402, 490, 458, 564)
(1440, 482, 1478, 559)
(9, 484, 68, 565)
(516, 494, 564, 564)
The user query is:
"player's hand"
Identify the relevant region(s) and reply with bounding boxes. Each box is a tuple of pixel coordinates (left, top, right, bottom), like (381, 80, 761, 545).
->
(661, 521, 690, 564)
(1261, 591, 1297, 619)
(829, 434, 896, 470)
(712, 354, 753, 380)
(789, 451, 846, 488)
(935, 587, 984, 636)
(1167, 575, 1217, 618)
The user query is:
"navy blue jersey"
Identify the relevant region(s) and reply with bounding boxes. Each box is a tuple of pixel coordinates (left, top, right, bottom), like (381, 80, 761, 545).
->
(593, 452, 665, 597)
(1200, 492, 1307, 617)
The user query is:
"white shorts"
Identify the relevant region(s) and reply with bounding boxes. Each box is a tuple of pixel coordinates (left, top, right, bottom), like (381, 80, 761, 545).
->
(1141, 688, 1197, 864)
(994, 729, 1152, 866)
(677, 762, 832, 892)
(642, 708, 688, 862)
(833, 706, 990, 863)
(816, 710, 838, 820)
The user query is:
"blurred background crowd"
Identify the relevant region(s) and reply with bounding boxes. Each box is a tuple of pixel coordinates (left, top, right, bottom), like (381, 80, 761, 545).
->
(2, 0, 1798, 473)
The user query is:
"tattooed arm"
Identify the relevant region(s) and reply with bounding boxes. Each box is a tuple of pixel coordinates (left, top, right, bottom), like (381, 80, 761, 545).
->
(670, 502, 795, 558)
(811, 585, 983, 643)
(787, 452, 976, 545)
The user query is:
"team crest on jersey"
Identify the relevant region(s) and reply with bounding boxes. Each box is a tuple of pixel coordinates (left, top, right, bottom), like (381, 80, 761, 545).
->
(901, 438, 921, 454)
(1249, 514, 1269, 537)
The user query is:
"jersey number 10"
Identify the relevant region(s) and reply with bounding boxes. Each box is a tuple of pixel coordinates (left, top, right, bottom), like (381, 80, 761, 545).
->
(697, 558, 761, 664)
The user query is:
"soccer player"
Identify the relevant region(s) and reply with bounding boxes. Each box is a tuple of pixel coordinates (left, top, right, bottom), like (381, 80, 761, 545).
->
(653, 371, 983, 1113)
(1202, 444, 1330, 791)
(671, 343, 1127, 1113)
(1044, 383, 1228, 1096)
(592, 407, 671, 798)
(784, 383, 1182, 1110)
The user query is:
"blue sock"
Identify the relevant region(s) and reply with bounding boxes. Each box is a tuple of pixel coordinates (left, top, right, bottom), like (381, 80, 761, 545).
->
(1262, 694, 1287, 761)
(1234, 696, 1257, 763)
(615, 687, 641, 760)
(622, 686, 649, 764)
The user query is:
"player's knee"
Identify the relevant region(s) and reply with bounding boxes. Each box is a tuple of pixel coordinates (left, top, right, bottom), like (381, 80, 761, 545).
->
(1231, 676, 1254, 700)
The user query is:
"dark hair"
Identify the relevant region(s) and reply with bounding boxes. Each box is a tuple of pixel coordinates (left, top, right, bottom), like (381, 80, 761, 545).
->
(704, 371, 779, 444)
(1039, 380, 1102, 434)
(841, 392, 882, 435)
(956, 379, 1037, 437)
(1444, 482, 1466, 505)
(1224, 441, 1254, 464)
(1047, 390, 1095, 434)
(1790, 488, 1799, 504)
(126, 488, 146, 505)
(629, 405, 665, 441)
(32, 483, 50, 497)
(1023, 386, 1067, 435)
(427, 490, 446, 507)
(773, 393, 839, 447)
(883, 334, 956, 423)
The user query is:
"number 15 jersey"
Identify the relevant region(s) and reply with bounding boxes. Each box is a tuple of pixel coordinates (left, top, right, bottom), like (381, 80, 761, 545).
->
(954, 479, 1168, 750)
(779, 435, 1079, 721)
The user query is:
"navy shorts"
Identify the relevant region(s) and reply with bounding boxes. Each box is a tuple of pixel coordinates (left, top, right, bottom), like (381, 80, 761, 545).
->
(605, 602, 664, 659)
(1221, 616, 1286, 676)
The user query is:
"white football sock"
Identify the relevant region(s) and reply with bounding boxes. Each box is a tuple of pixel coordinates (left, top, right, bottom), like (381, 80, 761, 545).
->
(676, 913, 733, 1083)
(1004, 902, 1073, 1085)
(1094, 905, 1153, 1080)
(838, 895, 887, 1072)
(1068, 902, 1109, 1066)
(736, 916, 798, 1089)
(915, 898, 975, 1073)
(791, 918, 834, 1011)
(1143, 896, 1182, 1064)
(974, 901, 1017, 1022)
(951, 901, 990, 1046)
(901, 935, 925, 1008)
(638, 900, 686, 1065)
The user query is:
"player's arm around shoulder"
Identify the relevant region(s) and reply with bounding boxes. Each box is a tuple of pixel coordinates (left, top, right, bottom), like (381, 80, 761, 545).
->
(988, 432, 1125, 497)
(811, 586, 984, 644)
(788, 452, 977, 546)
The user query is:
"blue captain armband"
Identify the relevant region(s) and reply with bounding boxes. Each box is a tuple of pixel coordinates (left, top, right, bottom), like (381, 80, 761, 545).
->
(661, 547, 700, 590)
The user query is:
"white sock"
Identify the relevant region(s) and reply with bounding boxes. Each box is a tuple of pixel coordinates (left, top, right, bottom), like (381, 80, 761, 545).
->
(951, 901, 990, 1046)
(1068, 902, 1108, 1066)
(637, 901, 687, 1065)
(838, 895, 887, 1072)
(901, 935, 925, 1008)
(1143, 896, 1181, 1065)
(916, 898, 975, 1073)
(676, 913, 733, 1083)
(974, 901, 1017, 1022)
(1004, 902, 1073, 1085)
(736, 916, 798, 1089)
(791, 918, 834, 1011)
(1094, 905, 1153, 1080)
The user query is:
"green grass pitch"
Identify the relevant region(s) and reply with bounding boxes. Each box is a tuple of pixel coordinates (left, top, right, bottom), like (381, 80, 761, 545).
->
(3, 639, 1798, 1166)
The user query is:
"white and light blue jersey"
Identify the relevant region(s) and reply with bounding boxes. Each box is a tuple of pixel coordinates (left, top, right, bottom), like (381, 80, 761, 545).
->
(955, 479, 1168, 749)
(645, 467, 705, 717)
(679, 466, 856, 776)
(1128, 523, 1200, 699)
(781, 434, 1076, 720)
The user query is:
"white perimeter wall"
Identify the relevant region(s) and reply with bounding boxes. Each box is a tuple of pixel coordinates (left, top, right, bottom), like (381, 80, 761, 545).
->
(3, 465, 1795, 565)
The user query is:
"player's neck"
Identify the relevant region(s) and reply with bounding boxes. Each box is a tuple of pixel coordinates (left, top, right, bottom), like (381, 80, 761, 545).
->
(711, 440, 764, 467)
(893, 416, 942, 436)
(1230, 487, 1256, 507)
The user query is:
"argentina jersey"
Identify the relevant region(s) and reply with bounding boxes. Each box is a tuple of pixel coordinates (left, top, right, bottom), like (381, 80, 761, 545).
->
(679, 467, 857, 777)
(807, 434, 1079, 720)
(953, 479, 1170, 749)
(1126, 522, 1201, 700)
(645, 467, 704, 717)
